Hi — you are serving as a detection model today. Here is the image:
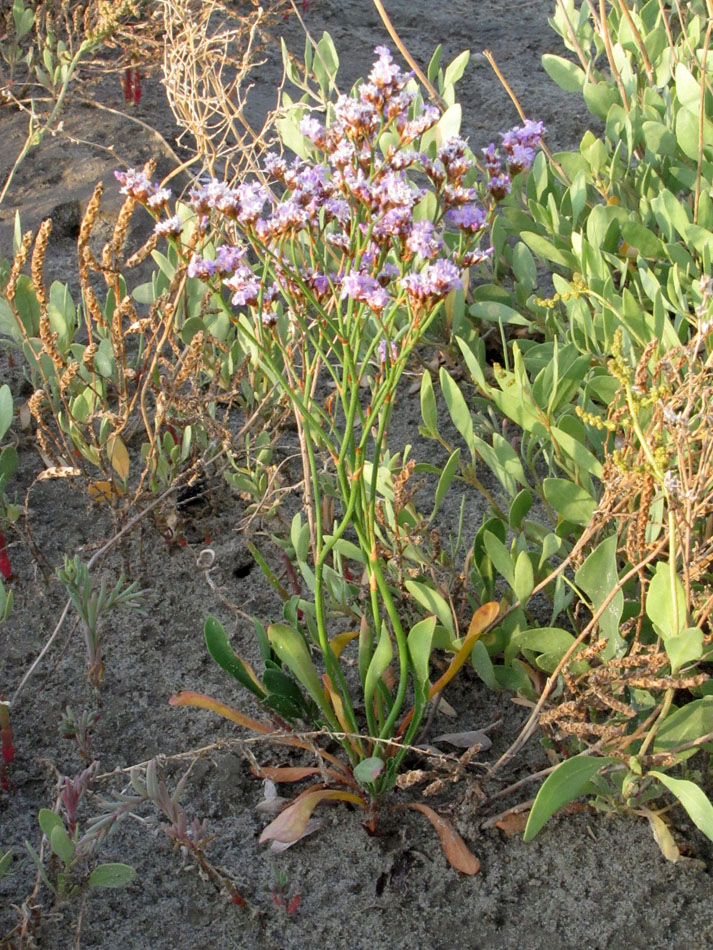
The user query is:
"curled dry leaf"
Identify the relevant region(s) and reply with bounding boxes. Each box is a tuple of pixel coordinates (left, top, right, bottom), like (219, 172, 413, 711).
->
(269, 818, 325, 852)
(432, 730, 493, 751)
(259, 788, 365, 845)
(397, 802, 480, 875)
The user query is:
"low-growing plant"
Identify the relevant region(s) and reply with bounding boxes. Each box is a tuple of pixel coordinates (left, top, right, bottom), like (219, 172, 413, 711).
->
(409, 0, 713, 857)
(57, 555, 144, 687)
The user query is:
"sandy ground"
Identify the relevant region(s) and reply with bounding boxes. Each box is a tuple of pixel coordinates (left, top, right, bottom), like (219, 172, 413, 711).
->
(1, 2, 713, 948)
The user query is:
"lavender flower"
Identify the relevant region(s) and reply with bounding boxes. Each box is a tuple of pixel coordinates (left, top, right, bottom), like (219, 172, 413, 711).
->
(446, 203, 486, 233)
(407, 220, 443, 259)
(300, 115, 327, 147)
(236, 182, 269, 224)
(488, 175, 512, 200)
(224, 266, 262, 307)
(401, 258, 463, 301)
(187, 255, 218, 280)
(340, 270, 390, 311)
(154, 215, 182, 237)
(114, 168, 156, 202)
(147, 187, 172, 210)
(378, 338, 399, 363)
(215, 244, 246, 275)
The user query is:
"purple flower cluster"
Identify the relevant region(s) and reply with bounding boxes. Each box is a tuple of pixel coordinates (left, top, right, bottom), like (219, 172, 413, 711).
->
(116, 47, 544, 334)
(401, 259, 463, 302)
(480, 119, 546, 202)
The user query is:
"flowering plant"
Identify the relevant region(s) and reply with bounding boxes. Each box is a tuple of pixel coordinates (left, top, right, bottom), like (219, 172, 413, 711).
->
(158, 43, 544, 819)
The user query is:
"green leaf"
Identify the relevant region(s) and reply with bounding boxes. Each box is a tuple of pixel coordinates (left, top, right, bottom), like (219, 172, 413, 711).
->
(443, 50, 469, 88)
(290, 512, 310, 563)
(262, 668, 306, 712)
(364, 622, 393, 709)
(654, 697, 713, 759)
(50, 825, 75, 864)
(204, 616, 266, 699)
(646, 562, 687, 641)
(543, 478, 596, 525)
(0, 849, 12, 878)
(524, 755, 617, 840)
(439, 367, 475, 454)
(520, 232, 577, 270)
(483, 531, 515, 590)
(468, 300, 530, 326)
(431, 449, 460, 521)
(404, 579, 454, 636)
(513, 551, 534, 605)
(515, 626, 576, 655)
(575, 535, 625, 658)
(664, 628, 703, 675)
(550, 426, 603, 479)
(38, 809, 64, 842)
(88, 863, 137, 889)
(420, 370, 438, 435)
(542, 53, 585, 93)
(0, 386, 13, 443)
(509, 489, 532, 530)
(650, 771, 713, 842)
(353, 756, 384, 786)
(13, 0, 34, 40)
(471, 639, 497, 688)
(267, 623, 325, 708)
(407, 616, 436, 689)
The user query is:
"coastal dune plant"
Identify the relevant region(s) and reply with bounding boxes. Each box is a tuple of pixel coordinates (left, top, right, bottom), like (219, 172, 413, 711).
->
(410, 0, 713, 858)
(165, 37, 546, 864)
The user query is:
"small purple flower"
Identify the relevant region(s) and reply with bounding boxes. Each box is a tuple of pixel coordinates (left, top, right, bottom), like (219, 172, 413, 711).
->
(334, 95, 379, 137)
(482, 143, 502, 176)
(397, 104, 440, 143)
(147, 187, 172, 210)
(446, 203, 486, 233)
(340, 270, 390, 312)
(114, 168, 156, 202)
(461, 246, 494, 267)
(402, 258, 463, 301)
(187, 255, 218, 280)
(214, 244, 246, 275)
(438, 136, 473, 183)
(300, 115, 327, 147)
(369, 45, 405, 90)
(501, 119, 546, 152)
(236, 182, 269, 224)
(507, 144, 536, 174)
(488, 175, 512, 200)
(154, 215, 182, 237)
(224, 266, 261, 307)
(407, 220, 443, 259)
(378, 338, 399, 363)
(377, 262, 400, 285)
(263, 153, 287, 180)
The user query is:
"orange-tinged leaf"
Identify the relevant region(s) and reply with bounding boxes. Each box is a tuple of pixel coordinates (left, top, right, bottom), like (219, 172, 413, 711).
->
(168, 690, 272, 734)
(429, 601, 499, 698)
(329, 630, 359, 659)
(88, 480, 121, 502)
(322, 675, 361, 756)
(398, 802, 480, 874)
(169, 691, 354, 772)
(107, 436, 130, 480)
(253, 766, 334, 783)
(398, 602, 499, 736)
(259, 788, 365, 844)
(494, 810, 529, 837)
